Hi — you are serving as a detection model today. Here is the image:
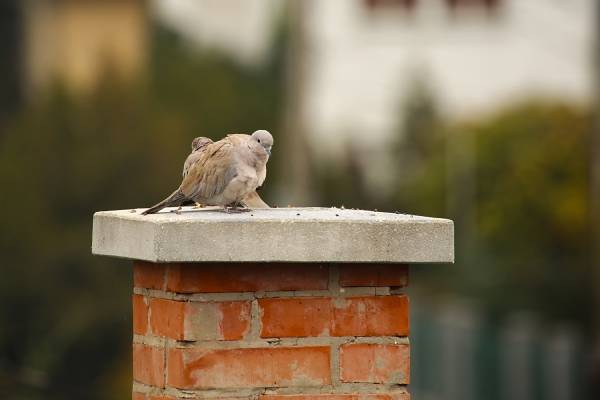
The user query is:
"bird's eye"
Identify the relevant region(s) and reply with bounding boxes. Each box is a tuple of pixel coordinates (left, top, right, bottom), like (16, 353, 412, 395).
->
(258, 139, 261, 143)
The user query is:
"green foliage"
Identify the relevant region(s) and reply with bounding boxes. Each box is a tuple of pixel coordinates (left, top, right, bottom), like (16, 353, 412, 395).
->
(313, 77, 593, 329)
(399, 100, 593, 326)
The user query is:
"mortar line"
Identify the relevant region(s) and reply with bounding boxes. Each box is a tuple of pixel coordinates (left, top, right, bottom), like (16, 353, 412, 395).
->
(134, 334, 409, 349)
(141, 336, 410, 348)
(154, 383, 410, 397)
(249, 297, 261, 340)
(134, 380, 410, 397)
(135, 287, 395, 301)
(163, 335, 168, 390)
(330, 340, 341, 387)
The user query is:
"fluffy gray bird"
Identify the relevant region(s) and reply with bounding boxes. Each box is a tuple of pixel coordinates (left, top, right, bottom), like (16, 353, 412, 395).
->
(142, 130, 273, 215)
(182, 136, 270, 208)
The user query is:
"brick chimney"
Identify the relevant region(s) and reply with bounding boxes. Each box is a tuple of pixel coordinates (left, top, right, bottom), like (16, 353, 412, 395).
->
(92, 207, 454, 399)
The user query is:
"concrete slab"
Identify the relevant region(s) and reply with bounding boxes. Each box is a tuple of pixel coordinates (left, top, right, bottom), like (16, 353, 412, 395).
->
(92, 207, 453, 263)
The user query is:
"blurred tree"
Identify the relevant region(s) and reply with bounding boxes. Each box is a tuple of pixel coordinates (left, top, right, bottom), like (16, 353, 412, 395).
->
(313, 82, 594, 397)
(0, 0, 22, 124)
(278, 0, 314, 206)
(393, 74, 443, 206)
(397, 101, 593, 327)
(315, 89, 593, 330)
(589, 0, 600, 391)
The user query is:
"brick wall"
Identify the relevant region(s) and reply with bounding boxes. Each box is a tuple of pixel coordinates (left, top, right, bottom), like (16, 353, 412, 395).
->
(131, 261, 410, 400)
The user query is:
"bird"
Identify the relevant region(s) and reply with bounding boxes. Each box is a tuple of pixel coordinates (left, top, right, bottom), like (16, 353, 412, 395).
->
(182, 136, 270, 209)
(142, 130, 273, 215)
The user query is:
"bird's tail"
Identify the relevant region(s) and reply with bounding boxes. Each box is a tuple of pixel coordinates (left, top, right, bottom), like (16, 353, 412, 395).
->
(241, 191, 270, 208)
(142, 189, 188, 215)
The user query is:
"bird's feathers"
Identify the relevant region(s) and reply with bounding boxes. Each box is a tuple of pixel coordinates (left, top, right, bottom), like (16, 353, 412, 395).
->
(141, 189, 187, 215)
(181, 140, 237, 200)
(143, 131, 272, 214)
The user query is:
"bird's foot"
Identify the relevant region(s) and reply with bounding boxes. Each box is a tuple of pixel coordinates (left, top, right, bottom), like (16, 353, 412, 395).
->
(223, 204, 251, 214)
(194, 203, 205, 208)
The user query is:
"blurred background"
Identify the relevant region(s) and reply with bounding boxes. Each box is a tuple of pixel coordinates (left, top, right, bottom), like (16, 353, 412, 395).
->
(0, 0, 598, 399)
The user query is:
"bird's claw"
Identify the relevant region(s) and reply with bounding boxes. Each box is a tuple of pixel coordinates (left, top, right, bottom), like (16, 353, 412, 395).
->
(223, 205, 251, 214)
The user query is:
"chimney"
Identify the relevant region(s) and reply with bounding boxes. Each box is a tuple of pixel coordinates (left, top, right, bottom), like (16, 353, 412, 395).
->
(92, 207, 454, 399)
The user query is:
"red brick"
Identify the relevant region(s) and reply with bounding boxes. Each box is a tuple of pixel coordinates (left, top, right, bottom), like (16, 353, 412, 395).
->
(133, 395, 177, 400)
(149, 298, 185, 339)
(218, 301, 252, 340)
(149, 299, 251, 340)
(134, 261, 166, 290)
(260, 396, 354, 400)
(179, 300, 251, 341)
(168, 347, 331, 389)
(166, 263, 328, 293)
(259, 296, 409, 338)
(339, 343, 409, 384)
(260, 298, 331, 337)
(358, 394, 410, 400)
(339, 264, 408, 287)
(133, 294, 149, 335)
(133, 344, 165, 387)
(260, 394, 409, 400)
(332, 296, 409, 337)
(189, 398, 255, 400)
(191, 398, 256, 400)
(189, 398, 254, 400)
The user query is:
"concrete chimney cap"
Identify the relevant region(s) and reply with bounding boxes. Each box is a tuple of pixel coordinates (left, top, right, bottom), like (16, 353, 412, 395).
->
(92, 207, 454, 264)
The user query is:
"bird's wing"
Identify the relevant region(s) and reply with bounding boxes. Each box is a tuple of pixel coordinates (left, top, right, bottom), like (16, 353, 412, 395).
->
(242, 191, 270, 208)
(180, 139, 238, 200)
(224, 134, 248, 145)
(182, 150, 203, 178)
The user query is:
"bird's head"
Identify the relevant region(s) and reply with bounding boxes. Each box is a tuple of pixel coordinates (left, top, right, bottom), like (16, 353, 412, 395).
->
(251, 130, 274, 156)
(191, 136, 213, 151)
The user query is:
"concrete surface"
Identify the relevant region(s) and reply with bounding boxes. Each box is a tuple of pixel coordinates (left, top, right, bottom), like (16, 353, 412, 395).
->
(92, 207, 454, 263)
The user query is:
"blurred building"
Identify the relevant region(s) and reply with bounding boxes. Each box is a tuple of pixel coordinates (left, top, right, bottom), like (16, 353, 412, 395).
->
(22, 0, 148, 96)
(153, 0, 594, 158)
(303, 0, 594, 155)
(150, 0, 595, 206)
(152, 0, 283, 67)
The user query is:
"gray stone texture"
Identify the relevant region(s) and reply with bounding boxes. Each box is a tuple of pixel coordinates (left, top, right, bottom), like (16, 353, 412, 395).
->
(92, 207, 454, 263)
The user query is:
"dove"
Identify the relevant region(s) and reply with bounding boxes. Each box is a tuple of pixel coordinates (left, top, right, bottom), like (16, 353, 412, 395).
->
(181, 136, 270, 209)
(182, 136, 270, 209)
(142, 130, 273, 215)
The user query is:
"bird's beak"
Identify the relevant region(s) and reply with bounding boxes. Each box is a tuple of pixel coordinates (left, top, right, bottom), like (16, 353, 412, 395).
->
(266, 147, 271, 156)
